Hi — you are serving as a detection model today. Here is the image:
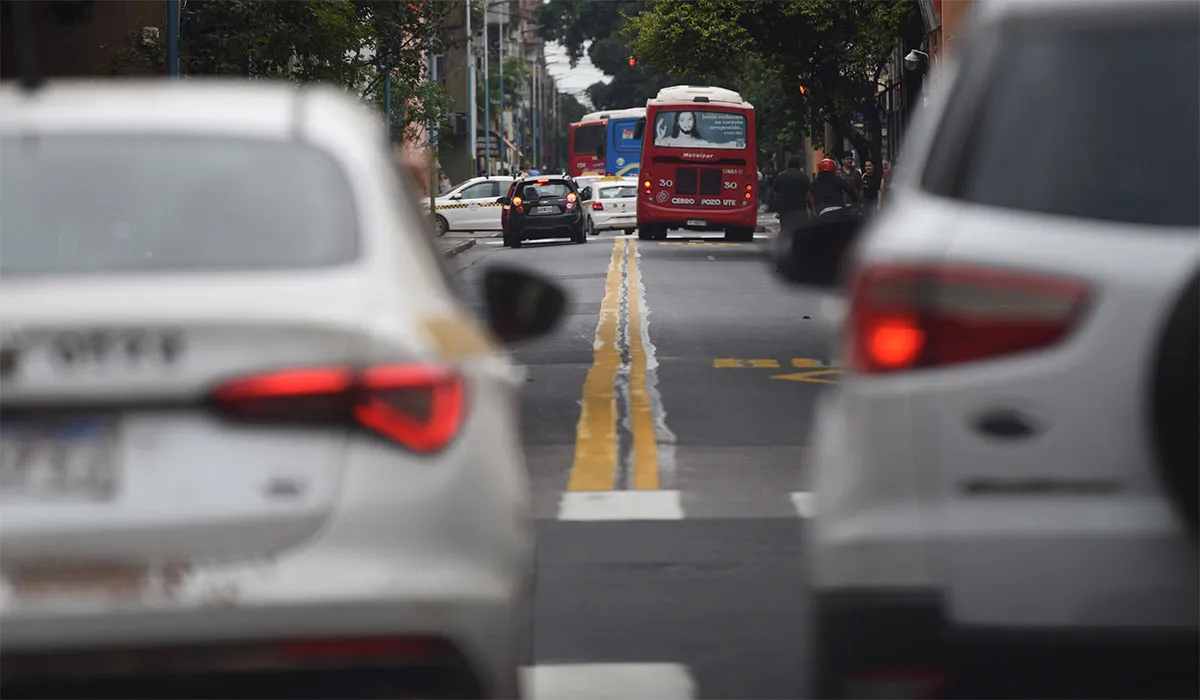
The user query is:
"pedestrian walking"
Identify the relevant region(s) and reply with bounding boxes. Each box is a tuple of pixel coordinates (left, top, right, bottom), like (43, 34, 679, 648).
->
(838, 153, 863, 207)
(861, 160, 882, 214)
(437, 172, 452, 195)
(772, 156, 812, 231)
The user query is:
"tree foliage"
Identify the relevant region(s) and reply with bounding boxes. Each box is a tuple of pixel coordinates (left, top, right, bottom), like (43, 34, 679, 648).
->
(111, 0, 456, 149)
(626, 0, 921, 163)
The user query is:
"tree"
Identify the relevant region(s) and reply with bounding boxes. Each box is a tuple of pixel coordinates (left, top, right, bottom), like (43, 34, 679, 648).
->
(110, 0, 457, 149)
(626, 0, 920, 165)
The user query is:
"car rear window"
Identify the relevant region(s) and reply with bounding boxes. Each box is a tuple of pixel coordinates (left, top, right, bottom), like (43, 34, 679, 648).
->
(0, 135, 359, 276)
(522, 182, 571, 198)
(923, 15, 1198, 228)
(600, 186, 636, 199)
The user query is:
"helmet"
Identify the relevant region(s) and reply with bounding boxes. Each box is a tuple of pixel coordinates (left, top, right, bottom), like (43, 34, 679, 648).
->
(817, 158, 837, 173)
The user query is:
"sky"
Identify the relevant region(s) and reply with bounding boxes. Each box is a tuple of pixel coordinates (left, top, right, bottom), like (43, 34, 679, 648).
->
(544, 41, 609, 108)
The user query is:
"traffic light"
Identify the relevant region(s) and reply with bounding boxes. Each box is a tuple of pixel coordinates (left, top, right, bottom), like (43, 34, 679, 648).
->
(628, 56, 637, 67)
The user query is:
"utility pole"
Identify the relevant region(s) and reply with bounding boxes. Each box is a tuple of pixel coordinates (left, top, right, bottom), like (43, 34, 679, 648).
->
(428, 53, 438, 220)
(498, 1, 506, 173)
(167, 0, 180, 78)
(466, 0, 476, 176)
(384, 52, 391, 141)
(482, 1, 491, 176)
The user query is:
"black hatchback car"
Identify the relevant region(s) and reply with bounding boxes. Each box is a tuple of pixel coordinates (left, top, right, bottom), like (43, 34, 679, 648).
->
(499, 177, 589, 248)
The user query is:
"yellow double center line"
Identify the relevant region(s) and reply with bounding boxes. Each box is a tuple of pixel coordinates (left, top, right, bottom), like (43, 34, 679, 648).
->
(567, 238, 660, 491)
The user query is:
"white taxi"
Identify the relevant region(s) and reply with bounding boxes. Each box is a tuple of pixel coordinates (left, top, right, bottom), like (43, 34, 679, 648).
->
(583, 177, 639, 236)
(425, 176, 514, 237)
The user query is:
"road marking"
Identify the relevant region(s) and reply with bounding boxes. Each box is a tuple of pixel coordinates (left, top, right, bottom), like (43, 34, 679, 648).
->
(713, 358, 780, 368)
(627, 240, 660, 490)
(522, 663, 696, 700)
(791, 358, 830, 367)
(771, 368, 845, 384)
(558, 490, 684, 521)
(791, 492, 815, 518)
(568, 239, 624, 491)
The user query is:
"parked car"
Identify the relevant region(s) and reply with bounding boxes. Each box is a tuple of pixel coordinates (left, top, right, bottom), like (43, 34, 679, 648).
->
(499, 175, 587, 248)
(0, 79, 565, 699)
(775, 0, 1199, 697)
(423, 175, 514, 236)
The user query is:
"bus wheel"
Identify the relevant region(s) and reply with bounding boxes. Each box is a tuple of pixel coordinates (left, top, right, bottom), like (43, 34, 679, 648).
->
(725, 226, 754, 242)
(638, 228, 655, 241)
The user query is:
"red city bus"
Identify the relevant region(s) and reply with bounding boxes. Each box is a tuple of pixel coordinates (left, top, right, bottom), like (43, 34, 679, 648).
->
(568, 112, 608, 177)
(635, 86, 757, 242)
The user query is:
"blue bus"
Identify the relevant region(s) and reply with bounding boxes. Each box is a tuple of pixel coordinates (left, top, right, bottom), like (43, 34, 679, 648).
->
(604, 107, 646, 177)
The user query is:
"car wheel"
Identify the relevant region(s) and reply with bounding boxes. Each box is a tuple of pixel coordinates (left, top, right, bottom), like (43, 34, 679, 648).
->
(1150, 269, 1199, 544)
(623, 228, 636, 236)
(433, 214, 449, 237)
(511, 232, 523, 249)
(586, 218, 598, 236)
(572, 224, 586, 244)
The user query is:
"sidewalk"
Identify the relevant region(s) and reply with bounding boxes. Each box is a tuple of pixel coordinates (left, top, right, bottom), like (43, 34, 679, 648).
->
(436, 231, 503, 259)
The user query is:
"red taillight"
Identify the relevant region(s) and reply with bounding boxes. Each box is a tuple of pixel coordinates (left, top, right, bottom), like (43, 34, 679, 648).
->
(211, 364, 465, 453)
(276, 636, 453, 662)
(566, 191, 578, 210)
(512, 195, 524, 213)
(846, 263, 1090, 374)
(592, 201, 604, 210)
(642, 172, 652, 197)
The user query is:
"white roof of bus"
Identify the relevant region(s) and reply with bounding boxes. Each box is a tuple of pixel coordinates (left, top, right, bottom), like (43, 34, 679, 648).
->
(647, 85, 751, 109)
(603, 107, 646, 119)
(580, 111, 609, 122)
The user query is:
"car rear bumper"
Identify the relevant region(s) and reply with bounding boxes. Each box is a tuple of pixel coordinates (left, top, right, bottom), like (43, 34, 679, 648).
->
(513, 214, 581, 239)
(636, 200, 756, 229)
(594, 214, 637, 230)
(810, 589, 1200, 699)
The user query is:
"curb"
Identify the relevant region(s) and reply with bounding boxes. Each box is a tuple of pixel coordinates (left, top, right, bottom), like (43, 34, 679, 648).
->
(441, 239, 476, 259)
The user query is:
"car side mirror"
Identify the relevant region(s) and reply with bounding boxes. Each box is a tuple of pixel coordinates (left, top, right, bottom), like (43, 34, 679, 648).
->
(482, 266, 567, 345)
(580, 187, 593, 201)
(773, 215, 866, 289)
(497, 196, 511, 205)
(449, 193, 463, 200)
(632, 119, 645, 140)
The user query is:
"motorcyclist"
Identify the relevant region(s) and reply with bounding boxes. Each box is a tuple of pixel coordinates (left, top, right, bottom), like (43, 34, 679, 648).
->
(808, 158, 861, 219)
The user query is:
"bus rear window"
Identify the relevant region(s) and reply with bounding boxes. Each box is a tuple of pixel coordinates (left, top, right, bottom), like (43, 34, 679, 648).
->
(613, 120, 642, 152)
(573, 124, 606, 155)
(651, 111, 746, 150)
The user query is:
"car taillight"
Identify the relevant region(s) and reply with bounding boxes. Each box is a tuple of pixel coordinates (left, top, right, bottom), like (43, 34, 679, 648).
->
(512, 195, 524, 213)
(592, 201, 604, 210)
(566, 192, 578, 210)
(846, 263, 1090, 375)
(211, 364, 464, 453)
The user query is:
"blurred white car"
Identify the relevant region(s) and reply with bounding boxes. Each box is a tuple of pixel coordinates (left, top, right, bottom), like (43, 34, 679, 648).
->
(583, 178, 639, 236)
(424, 176, 514, 237)
(0, 80, 563, 699)
(791, 1, 1199, 698)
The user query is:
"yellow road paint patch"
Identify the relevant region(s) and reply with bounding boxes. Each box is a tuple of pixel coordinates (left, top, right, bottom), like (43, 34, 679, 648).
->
(771, 369, 845, 384)
(568, 239, 625, 491)
(421, 314, 500, 359)
(713, 359, 780, 368)
(626, 241, 659, 490)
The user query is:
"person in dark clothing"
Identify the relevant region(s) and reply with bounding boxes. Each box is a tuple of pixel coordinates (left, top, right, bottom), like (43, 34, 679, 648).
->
(772, 157, 812, 229)
(838, 153, 863, 206)
(809, 158, 860, 217)
(861, 159, 883, 213)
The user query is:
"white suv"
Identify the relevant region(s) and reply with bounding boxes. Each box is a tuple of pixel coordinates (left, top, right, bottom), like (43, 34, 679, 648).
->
(783, 1, 1199, 697)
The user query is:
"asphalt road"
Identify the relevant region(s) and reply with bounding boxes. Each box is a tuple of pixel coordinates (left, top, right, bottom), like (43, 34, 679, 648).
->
(447, 225, 841, 700)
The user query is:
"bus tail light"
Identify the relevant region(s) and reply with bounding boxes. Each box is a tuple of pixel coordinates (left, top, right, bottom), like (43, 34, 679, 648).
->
(642, 171, 652, 197)
(846, 263, 1091, 375)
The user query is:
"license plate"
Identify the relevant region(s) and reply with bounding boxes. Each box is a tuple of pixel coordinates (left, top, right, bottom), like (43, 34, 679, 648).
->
(534, 206, 557, 214)
(687, 219, 707, 226)
(0, 416, 119, 502)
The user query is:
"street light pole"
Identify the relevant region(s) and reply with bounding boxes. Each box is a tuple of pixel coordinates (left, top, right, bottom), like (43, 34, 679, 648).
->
(466, 0, 476, 176)
(482, 2, 491, 175)
(166, 0, 180, 78)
